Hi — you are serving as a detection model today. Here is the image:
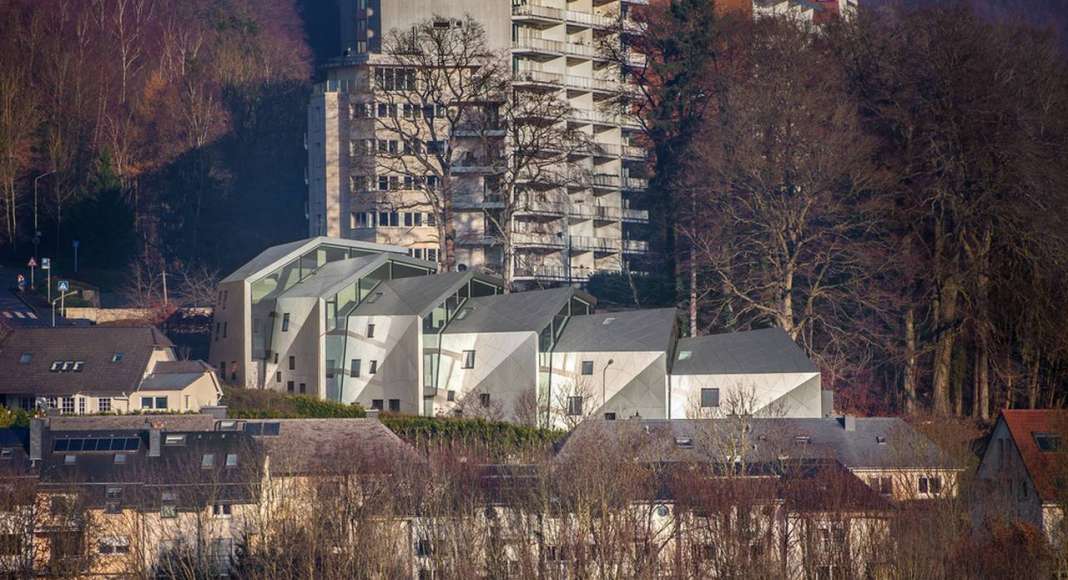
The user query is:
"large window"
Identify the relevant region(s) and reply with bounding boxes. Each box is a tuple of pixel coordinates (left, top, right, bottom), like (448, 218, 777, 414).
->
(919, 476, 942, 495)
(700, 388, 720, 408)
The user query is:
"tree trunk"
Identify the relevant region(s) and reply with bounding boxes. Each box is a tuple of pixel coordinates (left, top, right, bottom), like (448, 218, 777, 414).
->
(903, 307, 918, 414)
(1026, 348, 1040, 409)
(973, 347, 989, 420)
(931, 279, 959, 415)
(689, 251, 697, 336)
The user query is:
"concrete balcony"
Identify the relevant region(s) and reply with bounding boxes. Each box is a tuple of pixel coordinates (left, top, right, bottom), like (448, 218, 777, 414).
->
(313, 78, 371, 95)
(572, 236, 621, 252)
(513, 231, 566, 249)
(622, 208, 650, 223)
(513, 69, 564, 87)
(456, 234, 498, 246)
(624, 176, 648, 190)
(454, 196, 506, 210)
(512, 2, 564, 22)
(565, 41, 599, 59)
(513, 36, 564, 55)
(566, 9, 616, 29)
(591, 174, 621, 189)
(623, 239, 649, 253)
(512, 265, 595, 282)
(516, 200, 567, 217)
(622, 145, 645, 159)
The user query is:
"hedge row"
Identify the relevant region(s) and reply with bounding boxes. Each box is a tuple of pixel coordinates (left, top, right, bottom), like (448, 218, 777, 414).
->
(380, 415, 566, 450)
(222, 386, 366, 419)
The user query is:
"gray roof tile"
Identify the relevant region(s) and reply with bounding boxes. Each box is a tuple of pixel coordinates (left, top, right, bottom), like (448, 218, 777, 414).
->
(553, 308, 678, 353)
(672, 327, 817, 375)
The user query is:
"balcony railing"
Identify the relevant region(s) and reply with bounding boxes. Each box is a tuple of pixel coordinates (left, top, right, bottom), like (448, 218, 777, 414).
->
(313, 78, 371, 94)
(623, 239, 649, 253)
(512, 3, 564, 20)
(513, 36, 564, 53)
(622, 208, 650, 223)
(623, 177, 648, 190)
(565, 9, 616, 28)
(571, 236, 621, 252)
(622, 145, 645, 159)
(591, 174, 621, 189)
(513, 265, 596, 282)
(513, 231, 566, 248)
(513, 69, 565, 86)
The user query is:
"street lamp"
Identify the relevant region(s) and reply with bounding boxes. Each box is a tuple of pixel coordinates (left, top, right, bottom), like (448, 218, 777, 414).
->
(602, 358, 614, 416)
(33, 171, 55, 251)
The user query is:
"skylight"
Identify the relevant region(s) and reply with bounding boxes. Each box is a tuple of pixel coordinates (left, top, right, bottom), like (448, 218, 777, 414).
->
(1035, 433, 1063, 452)
(112, 352, 124, 363)
(18, 353, 31, 364)
(678, 350, 692, 360)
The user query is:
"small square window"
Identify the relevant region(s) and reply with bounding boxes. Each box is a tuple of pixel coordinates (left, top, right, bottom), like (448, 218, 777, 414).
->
(225, 453, 238, 468)
(114, 454, 127, 465)
(462, 350, 476, 369)
(212, 504, 232, 518)
(98, 398, 111, 412)
(677, 350, 692, 361)
(141, 396, 153, 409)
(281, 313, 291, 332)
(447, 390, 456, 402)
(18, 353, 31, 364)
(369, 360, 378, 374)
(581, 361, 594, 375)
(154, 397, 167, 410)
(161, 505, 178, 519)
(372, 399, 383, 410)
(287, 381, 295, 393)
(604, 412, 617, 421)
(202, 454, 215, 469)
(367, 323, 376, 338)
(479, 393, 490, 408)
(388, 399, 400, 412)
(700, 388, 720, 408)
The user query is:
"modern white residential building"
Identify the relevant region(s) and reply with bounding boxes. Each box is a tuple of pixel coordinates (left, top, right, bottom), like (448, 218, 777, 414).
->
(307, 0, 651, 286)
(214, 237, 831, 426)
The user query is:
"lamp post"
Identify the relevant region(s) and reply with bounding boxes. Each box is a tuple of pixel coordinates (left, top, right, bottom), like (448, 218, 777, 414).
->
(33, 171, 54, 260)
(602, 358, 614, 417)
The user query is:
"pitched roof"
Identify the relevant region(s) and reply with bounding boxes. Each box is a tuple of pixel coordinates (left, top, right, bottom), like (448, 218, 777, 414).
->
(220, 236, 407, 284)
(152, 360, 214, 374)
(45, 414, 220, 432)
(672, 327, 818, 375)
(1000, 409, 1068, 503)
(240, 419, 424, 476)
(553, 308, 677, 353)
(138, 372, 208, 391)
(277, 254, 385, 298)
(558, 417, 960, 471)
(352, 271, 501, 317)
(443, 287, 584, 335)
(0, 326, 174, 396)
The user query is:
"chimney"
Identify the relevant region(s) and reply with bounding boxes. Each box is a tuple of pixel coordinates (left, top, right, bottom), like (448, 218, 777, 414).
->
(843, 415, 856, 432)
(29, 417, 44, 463)
(149, 428, 161, 457)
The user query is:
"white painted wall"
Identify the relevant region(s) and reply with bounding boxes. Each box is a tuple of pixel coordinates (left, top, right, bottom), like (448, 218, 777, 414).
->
(436, 331, 538, 419)
(268, 296, 322, 396)
(549, 351, 667, 425)
(339, 314, 422, 414)
(669, 372, 822, 419)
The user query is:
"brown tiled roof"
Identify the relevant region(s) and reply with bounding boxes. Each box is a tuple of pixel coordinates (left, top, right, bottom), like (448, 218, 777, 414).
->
(0, 326, 173, 396)
(1001, 410, 1068, 503)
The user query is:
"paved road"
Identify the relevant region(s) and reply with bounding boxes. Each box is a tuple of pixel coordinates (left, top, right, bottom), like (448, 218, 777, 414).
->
(0, 265, 45, 326)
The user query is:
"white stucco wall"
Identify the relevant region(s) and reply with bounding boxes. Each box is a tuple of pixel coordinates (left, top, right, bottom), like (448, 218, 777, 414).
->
(268, 296, 322, 396)
(549, 351, 667, 425)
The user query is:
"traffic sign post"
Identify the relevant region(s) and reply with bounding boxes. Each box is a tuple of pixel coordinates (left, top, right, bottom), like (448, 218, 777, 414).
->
(42, 258, 51, 302)
(57, 281, 70, 320)
(27, 257, 37, 290)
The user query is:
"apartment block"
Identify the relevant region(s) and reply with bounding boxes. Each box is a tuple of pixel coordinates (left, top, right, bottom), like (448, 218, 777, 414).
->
(307, 0, 651, 285)
(213, 237, 828, 425)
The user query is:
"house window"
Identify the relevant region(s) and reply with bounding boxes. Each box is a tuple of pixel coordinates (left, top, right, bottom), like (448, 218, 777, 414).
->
(98, 537, 130, 555)
(154, 397, 167, 410)
(326, 360, 335, 379)
(350, 359, 362, 377)
(212, 504, 232, 518)
(479, 393, 491, 408)
(78, 398, 86, 414)
(581, 361, 594, 375)
(62, 397, 75, 415)
(447, 390, 456, 402)
(289, 356, 295, 370)
(604, 412, 617, 420)
(225, 453, 238, 468)
(1035, 433, 1063, 452)
(415, 539, 432, 557)
(369, 360, 378, 374)
(367, 323, 375, 338)
(112, 352, 123, 363)
(700, 388, 720, 408)
(202, 454, 215, 469)
(276, 371, 282, 383)
(106, 486, 122, 501)
(222, 322, 228, 338)
(161, 505, 178, 518)
(919, 476, 942, 495)
(868, 476, 892, 496)
(18, 353, 31, 364)
(287, 381, 295, 393)
(567, 396, 583, 416)
(281, 313, 290, 331)
(462, 350, 476, 369)
(372, 400, 383, 410)
(299, 383, 306, 394)
(389, 399, 400, 412)
(98, 398, 111, 412)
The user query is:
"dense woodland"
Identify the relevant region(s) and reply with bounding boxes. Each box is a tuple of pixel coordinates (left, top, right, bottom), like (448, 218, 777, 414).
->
(2, 0, 1067, 418)
(625, 1, 1068, 418)
(0, 0, 311, 275)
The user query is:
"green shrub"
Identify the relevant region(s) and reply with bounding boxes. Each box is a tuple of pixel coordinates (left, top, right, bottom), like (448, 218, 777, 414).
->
(222, 386, 365, 419)
(0, 407, 31, 428)
(381, 415, 566, 451)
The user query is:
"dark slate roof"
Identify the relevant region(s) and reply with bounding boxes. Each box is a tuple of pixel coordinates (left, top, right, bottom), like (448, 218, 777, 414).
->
(671, 327, 818, 375)
(220, 236, 406, 284)
(558, 417, 961, 471)
(152, 360, 214, 374)
(0, 326, 174, 396)
(38, 428, 262, 509)
(46, 414, 220, 432)
(1000, 410, 1068, 502)
(352, 271, 501, 317)
(442, 287, 579, 335)
(553, 308, 677, 353)
(248, 419, 424, 476)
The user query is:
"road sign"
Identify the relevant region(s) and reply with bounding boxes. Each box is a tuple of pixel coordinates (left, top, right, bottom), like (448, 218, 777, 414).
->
(41, 258, 50, 270)
(27, 257, 37, 268)
(57, 280, 69, 292)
